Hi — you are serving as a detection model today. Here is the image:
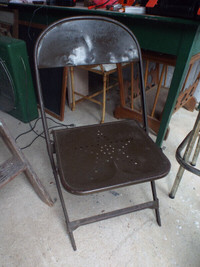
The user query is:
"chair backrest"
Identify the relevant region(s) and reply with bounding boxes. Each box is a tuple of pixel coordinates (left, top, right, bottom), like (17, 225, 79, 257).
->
(35, 16, 141, 68)
(34, 16, 148, 159)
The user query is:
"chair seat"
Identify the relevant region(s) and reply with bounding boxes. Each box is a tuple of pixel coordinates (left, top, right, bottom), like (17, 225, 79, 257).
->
(53, 120, 170, 195)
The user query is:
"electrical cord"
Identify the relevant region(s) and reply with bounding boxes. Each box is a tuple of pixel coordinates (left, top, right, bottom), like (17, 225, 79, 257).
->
(28, 5, 45, 41)
(18, 55, 74, 150)
(15, 116, 75, 150)
(28, 4, 50, 41)
(18, 16, 74, 150)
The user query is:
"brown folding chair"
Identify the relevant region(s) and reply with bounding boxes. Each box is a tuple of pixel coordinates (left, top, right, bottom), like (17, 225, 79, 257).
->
(34, 16, 171, 250)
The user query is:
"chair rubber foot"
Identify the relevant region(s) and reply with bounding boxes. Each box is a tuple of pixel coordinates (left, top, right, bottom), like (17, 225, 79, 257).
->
(73, 245, 77, 251)
(169, 193, 175, 199)
(157, 219, 161, 227)
(157, 217, 161, 227)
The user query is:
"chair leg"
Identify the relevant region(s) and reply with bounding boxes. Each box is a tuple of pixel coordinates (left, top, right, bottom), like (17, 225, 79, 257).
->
(70, 66, 76, 111)
(52, 168, 77, 250)
(101, 73, 107, 123)
(151, 181, 161, 226)
(191, 134, 200, 166)
(169, 109, 200, 198)
(169, 166, 185, 199)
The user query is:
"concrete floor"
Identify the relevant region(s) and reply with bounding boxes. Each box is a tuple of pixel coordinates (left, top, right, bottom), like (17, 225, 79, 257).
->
(0, 90, 200, 267)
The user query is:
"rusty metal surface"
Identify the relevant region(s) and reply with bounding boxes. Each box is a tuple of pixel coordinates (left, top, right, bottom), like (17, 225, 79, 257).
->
(53, 120, 170, 195)
(35, 16, 139, 68)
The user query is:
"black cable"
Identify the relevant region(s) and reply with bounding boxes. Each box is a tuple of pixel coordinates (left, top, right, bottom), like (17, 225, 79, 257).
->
(15, 117, 40, 142)
(18, 56, 74, 150)
(28, 6, 45, 41)
(20, 128, 44, 150)
(20, 124, 65, 150)
(15, 116, 75, 150)
(28, 5, 50, 41)
(28, 116, 74, 139)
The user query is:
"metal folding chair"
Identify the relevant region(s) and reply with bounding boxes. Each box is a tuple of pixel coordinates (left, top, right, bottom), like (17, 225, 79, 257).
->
(34, 16, 171, 250)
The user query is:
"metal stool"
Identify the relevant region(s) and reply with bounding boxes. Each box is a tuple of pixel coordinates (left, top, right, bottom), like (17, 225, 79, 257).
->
(169, 104, 200, 198)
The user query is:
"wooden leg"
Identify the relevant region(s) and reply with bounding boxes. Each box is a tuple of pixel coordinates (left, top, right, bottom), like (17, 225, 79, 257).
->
(117, 63, 126, 107)
(24, 163, 53, 207)
(151, 65, 166, 117)
(0, 120, 53, 207)
(101, 73, 107, 123)
(70, 66, 75, 111)
(144, 60, 149, 88)
(131, 62, 134, 110)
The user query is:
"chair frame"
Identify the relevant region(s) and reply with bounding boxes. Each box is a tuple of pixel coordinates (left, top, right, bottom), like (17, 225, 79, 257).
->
(34, 16, 167, 250)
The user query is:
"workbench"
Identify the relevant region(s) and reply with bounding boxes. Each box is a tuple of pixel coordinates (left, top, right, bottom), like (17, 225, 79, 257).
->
(1, 3, 200, 146)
